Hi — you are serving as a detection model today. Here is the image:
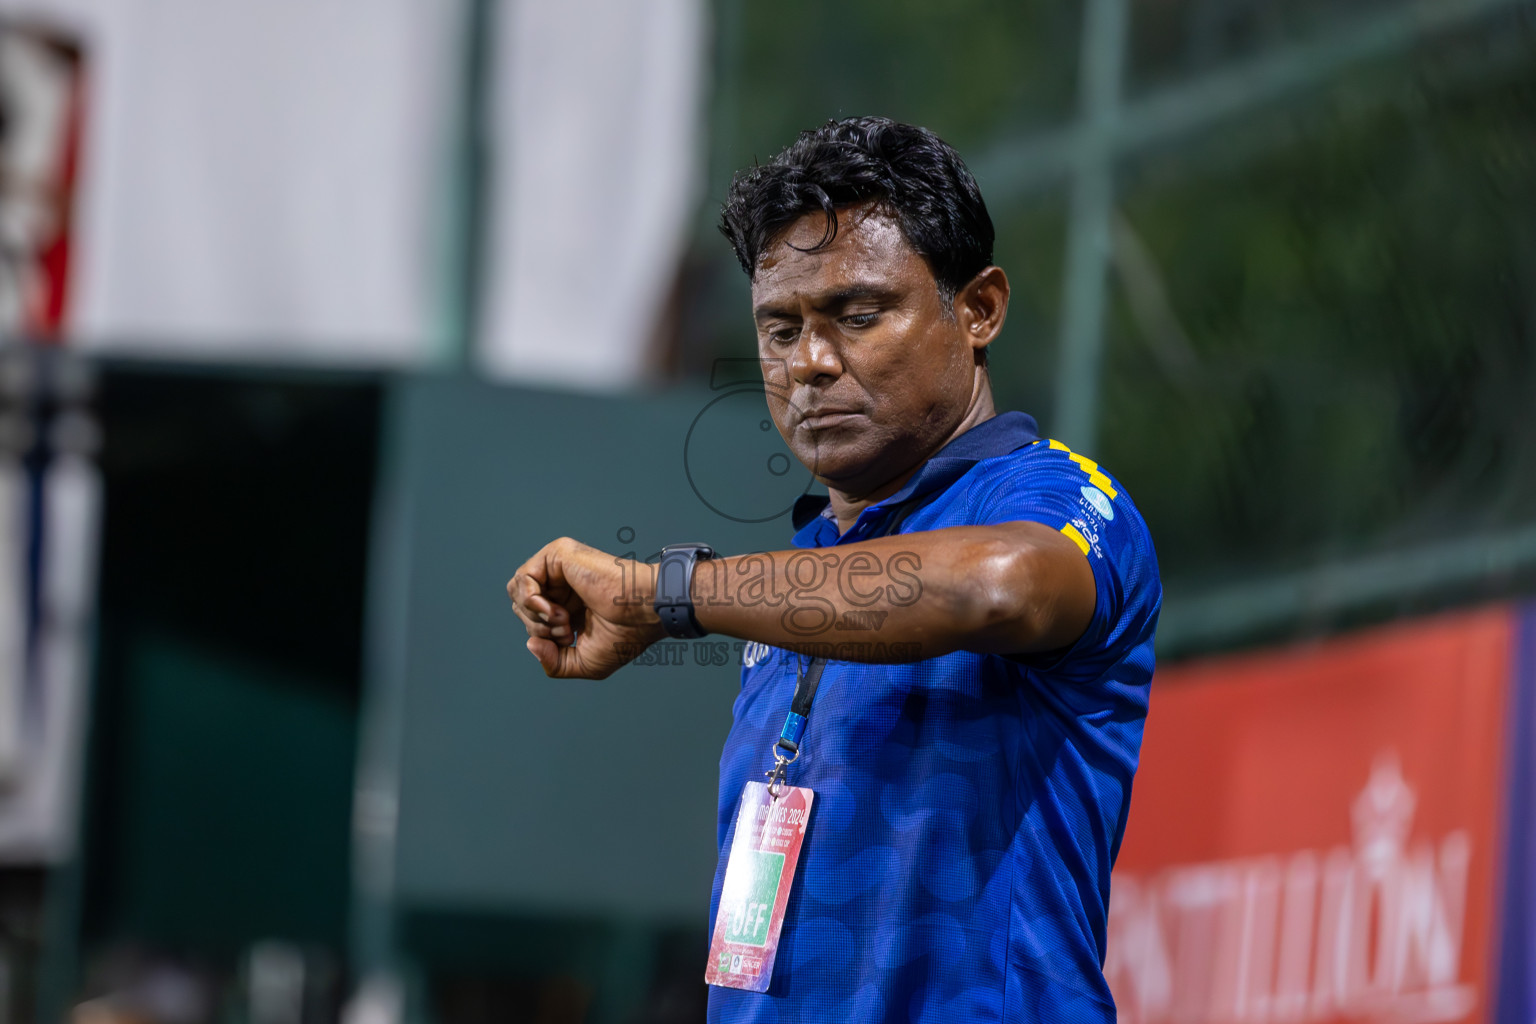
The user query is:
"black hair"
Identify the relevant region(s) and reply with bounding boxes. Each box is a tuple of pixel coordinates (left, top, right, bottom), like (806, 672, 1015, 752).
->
(719, 116, 995, 308)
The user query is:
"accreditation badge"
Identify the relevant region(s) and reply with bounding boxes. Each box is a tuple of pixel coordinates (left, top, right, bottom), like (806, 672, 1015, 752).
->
(704, 781, 814, 992)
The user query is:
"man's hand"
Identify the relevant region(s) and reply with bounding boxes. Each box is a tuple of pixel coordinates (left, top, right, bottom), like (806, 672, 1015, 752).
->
(507, 538, 664, 679)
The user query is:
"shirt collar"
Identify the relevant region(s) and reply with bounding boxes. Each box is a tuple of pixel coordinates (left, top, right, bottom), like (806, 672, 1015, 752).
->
(790, 411, 1041, 547)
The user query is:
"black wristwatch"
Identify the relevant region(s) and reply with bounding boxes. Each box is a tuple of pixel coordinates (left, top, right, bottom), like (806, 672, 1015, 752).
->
(654, 543, 715, 639)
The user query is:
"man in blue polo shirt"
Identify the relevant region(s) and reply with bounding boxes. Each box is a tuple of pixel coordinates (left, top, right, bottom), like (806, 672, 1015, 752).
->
(509, 117, 1160, 1022)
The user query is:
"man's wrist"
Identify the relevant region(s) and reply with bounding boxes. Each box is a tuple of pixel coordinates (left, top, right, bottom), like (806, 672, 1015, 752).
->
(641, 561, 661, 624)
(616, 559, 663, 623)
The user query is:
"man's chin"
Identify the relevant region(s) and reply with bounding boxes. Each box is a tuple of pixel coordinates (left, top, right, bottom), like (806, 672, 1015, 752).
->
(807, 460, 900, 500)
(793, 431, 909, 488)
(794, 445, 861, 484)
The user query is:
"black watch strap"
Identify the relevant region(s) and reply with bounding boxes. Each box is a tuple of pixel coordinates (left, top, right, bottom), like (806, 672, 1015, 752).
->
(654, 544, 715, 639)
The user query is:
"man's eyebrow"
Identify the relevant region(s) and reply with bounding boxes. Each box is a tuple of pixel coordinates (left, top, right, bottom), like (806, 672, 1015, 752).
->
(753, 284, 901, 323)
(753, 302, 798, 324)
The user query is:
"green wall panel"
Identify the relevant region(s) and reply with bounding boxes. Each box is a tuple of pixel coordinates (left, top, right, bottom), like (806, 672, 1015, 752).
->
(104, 635, 357, 950)
(382, 376, 813, 925)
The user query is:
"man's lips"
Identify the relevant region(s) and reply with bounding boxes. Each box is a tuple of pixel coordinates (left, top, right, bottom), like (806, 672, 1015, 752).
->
(798, 410, 864, 430)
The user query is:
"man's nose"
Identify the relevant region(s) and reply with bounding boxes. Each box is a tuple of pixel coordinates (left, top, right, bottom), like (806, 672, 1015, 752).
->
(788, 324, 841, 384)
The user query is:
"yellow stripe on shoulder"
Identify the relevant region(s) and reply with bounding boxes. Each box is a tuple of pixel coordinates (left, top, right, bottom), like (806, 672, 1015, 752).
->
(1060, 522, 1091, 556)
(1044, 439, 1119, 499)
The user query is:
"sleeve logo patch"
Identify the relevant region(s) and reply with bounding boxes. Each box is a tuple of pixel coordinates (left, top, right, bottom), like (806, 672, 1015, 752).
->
(1080, 485, 1115, 521)
(1066, 519, 1105, 559)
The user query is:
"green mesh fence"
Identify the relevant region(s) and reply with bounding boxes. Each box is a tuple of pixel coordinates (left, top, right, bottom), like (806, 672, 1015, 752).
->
(682, 0, 1536, 654)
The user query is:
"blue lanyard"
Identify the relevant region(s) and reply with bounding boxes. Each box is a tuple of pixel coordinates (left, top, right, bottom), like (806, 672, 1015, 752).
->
(764, 498, 919, 794)
(766, 655, 825, 795)
(776, 655, 825, 757)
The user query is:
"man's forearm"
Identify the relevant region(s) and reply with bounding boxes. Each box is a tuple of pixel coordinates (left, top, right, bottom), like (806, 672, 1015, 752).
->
(634, 524, 1093, 661)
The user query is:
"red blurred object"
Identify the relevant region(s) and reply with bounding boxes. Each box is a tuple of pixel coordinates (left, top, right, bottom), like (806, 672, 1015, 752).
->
(1108, 606, 1511, 1023)
(0, 21, 85, 338)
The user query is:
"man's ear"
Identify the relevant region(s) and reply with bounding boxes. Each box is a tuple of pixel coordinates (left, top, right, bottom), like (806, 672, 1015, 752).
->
(954, 266, 1010, 353)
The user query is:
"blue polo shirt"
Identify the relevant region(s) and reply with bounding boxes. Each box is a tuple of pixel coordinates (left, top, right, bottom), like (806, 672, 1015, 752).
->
(706, 412, 1160, 1023)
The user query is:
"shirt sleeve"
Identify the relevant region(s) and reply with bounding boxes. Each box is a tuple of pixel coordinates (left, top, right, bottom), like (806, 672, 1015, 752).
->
(970, 441, 1161, 682)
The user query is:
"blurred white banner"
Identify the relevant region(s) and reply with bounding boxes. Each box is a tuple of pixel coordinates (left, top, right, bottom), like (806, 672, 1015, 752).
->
(478, 0, 706, 389)
(0, 0, 457, 364)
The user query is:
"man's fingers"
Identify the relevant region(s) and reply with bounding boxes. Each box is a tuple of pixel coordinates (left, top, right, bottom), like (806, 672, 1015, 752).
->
(509, 569, 581, 652)
(510, 574, 550, 615)
(520, 616, 557, 641)
(511, 540, 578, 598)
(525, 585, 577, 644)
(526, 636, 590, 677)
(544, 600, 577, 643)
(508, 579, 554, 635)
(510, 544, 554, 588)
(513, 539, 614, 674)
(526, 636, 559, 675)
(525, 591, 556, 623)
(510, 570, 573, 619)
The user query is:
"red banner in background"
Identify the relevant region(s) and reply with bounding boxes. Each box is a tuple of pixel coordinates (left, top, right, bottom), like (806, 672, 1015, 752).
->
(1107, 606, 1512, 1024)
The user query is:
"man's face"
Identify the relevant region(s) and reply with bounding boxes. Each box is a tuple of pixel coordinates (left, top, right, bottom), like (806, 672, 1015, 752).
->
(751, 202, 985, 498)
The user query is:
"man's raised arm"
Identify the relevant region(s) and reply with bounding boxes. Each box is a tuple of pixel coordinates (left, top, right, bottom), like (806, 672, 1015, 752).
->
(508, 524, 1095, 680)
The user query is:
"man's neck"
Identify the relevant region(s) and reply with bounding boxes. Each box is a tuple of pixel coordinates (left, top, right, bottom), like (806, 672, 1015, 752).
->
(827, 387, 997, 535)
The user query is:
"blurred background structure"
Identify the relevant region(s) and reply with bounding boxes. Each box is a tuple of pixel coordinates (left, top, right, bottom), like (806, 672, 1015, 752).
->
(0, 0, 1530, 1021)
